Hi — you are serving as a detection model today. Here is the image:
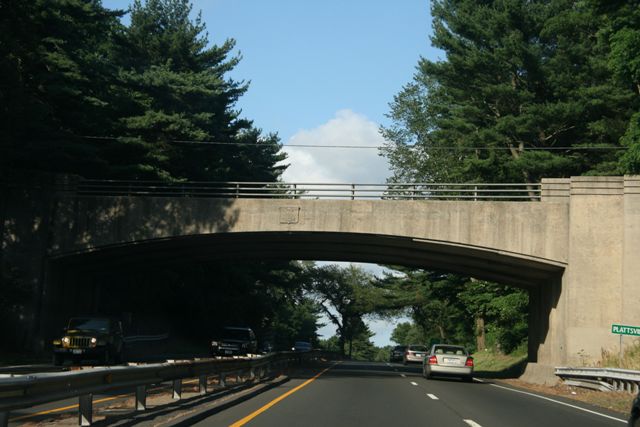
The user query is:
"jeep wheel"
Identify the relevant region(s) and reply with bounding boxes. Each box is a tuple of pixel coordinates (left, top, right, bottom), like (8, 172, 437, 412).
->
(102, 349, 111, 365)
(53, 354, 64, 366)
(116, 349, 125, 364)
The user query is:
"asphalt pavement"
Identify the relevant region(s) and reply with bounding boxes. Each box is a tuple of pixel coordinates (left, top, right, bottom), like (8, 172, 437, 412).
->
(192, 361, 628, 427)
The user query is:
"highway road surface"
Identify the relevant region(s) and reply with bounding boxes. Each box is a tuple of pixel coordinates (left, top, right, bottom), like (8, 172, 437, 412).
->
(193, 361, 627, 427)
(6, 360, 630, 426)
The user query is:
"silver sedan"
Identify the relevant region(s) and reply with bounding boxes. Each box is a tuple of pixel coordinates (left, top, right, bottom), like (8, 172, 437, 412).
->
(403, 344, 428, 364)
(422, 344, 474, 382)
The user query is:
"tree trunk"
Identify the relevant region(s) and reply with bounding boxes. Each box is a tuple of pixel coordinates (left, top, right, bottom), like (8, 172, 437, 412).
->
(437, 325, 446, 340)
(337, 329, 346, 357)
(476, 316, 486, 351)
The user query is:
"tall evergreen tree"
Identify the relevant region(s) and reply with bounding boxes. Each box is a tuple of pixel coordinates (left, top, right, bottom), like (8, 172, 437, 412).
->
(591, 0, 640, 173)
(0, 0, 124, 176)
(1, 0, 286, 181)
(114, 0, 286, 181)
(381, 0, 634, 184)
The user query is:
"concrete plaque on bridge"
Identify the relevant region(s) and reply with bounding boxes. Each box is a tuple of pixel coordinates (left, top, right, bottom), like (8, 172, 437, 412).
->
(611, 324, 640, 336)
(279, 207, 300, 224)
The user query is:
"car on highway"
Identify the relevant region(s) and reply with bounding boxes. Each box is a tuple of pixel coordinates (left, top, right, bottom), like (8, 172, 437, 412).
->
(210, 326, 258, 357)
(52, 317, 124, 365)
(390, 345, 407, 363)
(403, 344, 428, 364)
(630, 389, 640, 426)
(422, 344, 473, 381)
(292, 341, 312, 352)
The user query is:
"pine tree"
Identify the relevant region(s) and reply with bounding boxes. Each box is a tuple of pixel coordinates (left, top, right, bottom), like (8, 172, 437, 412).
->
(0, 0, 124, 176)
(114, 0, 286, 181)
(381, 0, 634, 184)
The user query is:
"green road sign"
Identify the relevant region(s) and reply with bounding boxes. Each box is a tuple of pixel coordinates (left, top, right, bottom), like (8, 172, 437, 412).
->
(611, 324, 640, 336)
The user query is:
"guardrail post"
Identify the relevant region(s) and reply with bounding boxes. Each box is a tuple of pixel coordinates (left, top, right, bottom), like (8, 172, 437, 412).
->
(172, 379, 182, 400)
(219, 373, 226, 388)
(135, 385, 147, 411)
(235, 183, 240, 198)
(79, 394, 93, 426)
(250, 367, 255, 380)
(0, 411, 8, 427)
(199, 375, 207, 395)
(351, 184, 355, 200)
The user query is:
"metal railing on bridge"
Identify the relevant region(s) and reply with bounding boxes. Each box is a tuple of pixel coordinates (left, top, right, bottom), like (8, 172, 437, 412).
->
(68, 180, 541, 201)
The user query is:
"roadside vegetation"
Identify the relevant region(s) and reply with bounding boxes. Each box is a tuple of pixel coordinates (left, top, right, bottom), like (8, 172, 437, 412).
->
(599, 342, 640, 370)
(2, 0, 639, 370)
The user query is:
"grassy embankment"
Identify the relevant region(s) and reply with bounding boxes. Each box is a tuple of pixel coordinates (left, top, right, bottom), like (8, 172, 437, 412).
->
(472, 346, 528, 378)
(473, 343, 640, 415)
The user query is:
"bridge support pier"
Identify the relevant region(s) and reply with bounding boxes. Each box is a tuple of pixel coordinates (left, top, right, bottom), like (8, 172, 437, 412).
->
(528, 176, 640, 377)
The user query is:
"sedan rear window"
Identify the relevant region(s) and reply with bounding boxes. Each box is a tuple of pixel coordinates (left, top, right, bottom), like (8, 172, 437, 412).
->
(433, 346, 467, 355)
(408, 345, 427, 351)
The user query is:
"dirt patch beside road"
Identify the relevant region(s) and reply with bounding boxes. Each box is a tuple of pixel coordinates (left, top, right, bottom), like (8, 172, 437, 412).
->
(500, 378, 635, 415)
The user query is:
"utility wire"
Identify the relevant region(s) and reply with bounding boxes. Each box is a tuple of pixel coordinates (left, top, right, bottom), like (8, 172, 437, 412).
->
(79, 135, 628, 151)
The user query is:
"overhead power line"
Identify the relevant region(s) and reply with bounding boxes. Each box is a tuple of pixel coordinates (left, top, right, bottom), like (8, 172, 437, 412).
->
(79, 135, 628, 151)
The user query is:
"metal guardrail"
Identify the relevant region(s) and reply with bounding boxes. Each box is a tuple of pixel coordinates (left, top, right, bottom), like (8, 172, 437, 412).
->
(555, 367, 640, 393)
(122, 333, 169, 344)
(63, 179, 542, 201)
(0, 350, 336, 426)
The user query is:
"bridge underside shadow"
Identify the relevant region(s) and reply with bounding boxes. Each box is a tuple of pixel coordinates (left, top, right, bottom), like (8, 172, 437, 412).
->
(53, 231, 564, 288)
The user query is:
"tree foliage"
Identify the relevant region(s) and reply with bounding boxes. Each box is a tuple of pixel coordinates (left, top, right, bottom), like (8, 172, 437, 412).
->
(0, 0, 285, 181)
(381, 0, 639, 184)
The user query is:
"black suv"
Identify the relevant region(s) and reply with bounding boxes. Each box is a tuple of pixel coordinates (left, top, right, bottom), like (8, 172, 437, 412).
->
(390, 345, 407, 363)
(52, 317, 124, 365)
(211, 327, 258, 357)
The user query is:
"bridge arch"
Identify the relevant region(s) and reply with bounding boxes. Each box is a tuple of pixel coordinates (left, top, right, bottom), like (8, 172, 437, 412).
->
(53, 231, 564, 288)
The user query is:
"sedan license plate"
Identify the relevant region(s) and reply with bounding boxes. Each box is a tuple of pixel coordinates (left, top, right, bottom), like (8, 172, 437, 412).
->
(72, 349, 83, 354)
(414, 353, 423, 357)
(444, 357, 461, 364)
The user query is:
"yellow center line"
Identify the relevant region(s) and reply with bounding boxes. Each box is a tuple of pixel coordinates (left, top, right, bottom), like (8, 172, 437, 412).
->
(229, 363, 338, 427)
(9, 393, 130, 422)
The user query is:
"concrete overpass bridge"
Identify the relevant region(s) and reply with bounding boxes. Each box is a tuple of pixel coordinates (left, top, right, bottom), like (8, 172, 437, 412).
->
(2, 175, 639, 379)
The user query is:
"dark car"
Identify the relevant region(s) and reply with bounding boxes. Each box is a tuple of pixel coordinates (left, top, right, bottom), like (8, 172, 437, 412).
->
(390, 345, 407, 363)
(52, 317, 124, 365)
(630, 390, 640, 426)
(211, 326, 258, 357)
(292, 341, 312, 352)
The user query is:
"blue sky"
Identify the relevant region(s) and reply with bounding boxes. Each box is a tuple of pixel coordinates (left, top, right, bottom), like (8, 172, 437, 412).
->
(102, 0, 439, 345)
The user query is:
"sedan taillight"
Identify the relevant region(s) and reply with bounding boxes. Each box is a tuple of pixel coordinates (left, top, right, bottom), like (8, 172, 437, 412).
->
(465, 357, 474, 367)
(428, 355, 438, 365)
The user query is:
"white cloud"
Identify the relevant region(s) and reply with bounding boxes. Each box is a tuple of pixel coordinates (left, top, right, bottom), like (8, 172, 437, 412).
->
(281, 111, 401, 347)
(280, 109, 391, 183)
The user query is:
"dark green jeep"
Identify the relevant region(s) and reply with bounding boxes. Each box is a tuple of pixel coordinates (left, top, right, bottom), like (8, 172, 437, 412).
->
(52, 317, 124, 365)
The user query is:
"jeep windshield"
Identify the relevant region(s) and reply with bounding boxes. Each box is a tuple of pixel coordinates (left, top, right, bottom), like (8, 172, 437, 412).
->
(222, 329, 250, 341)
(68, 318, 110, 332)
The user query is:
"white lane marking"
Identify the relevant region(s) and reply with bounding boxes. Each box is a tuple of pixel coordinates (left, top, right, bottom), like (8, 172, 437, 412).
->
(427, 393, 439, 400)
(490, 383, 626, 424)
(410, 381, 418, 386)
(400, 374, 406, 377)
(463, 420, 482, 427)
(472, 377, 484, 383)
